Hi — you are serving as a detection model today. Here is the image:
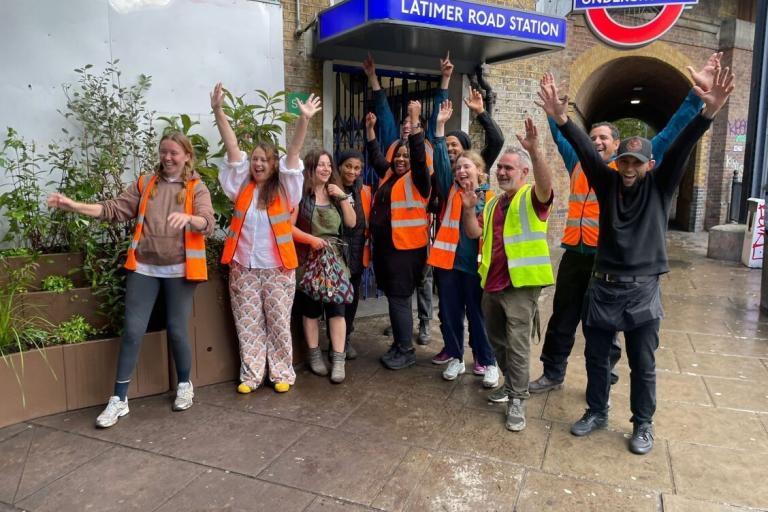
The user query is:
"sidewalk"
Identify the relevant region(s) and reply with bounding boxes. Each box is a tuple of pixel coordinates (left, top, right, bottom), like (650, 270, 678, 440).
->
(1, 231, 767, 511)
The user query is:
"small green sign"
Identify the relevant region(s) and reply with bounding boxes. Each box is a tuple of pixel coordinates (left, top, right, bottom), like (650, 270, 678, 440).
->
(736, 135, 747, 143)
(286, 92, 310, 115)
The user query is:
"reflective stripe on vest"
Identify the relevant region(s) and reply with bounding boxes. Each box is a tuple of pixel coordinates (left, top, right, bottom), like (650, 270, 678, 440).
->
(220, 181, 298, 270)
(361, 185, 372, 268)
(561, 160, 616, 248)
(125, 175, 208, 281)
(427, 184, 461, 269)
(379, 171, 429, 249)
(478, 184, 554, 289)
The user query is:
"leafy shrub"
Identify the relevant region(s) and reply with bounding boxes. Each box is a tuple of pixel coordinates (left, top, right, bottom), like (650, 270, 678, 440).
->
(53, 315, 96, 345)
(41, 275, 75, 293)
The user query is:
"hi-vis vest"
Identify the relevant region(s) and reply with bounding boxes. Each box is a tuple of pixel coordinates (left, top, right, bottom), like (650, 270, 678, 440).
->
(361, 184, 372, 267)
(561, 160, 617, 248)
(220, 181, 298, 270)
(478, 184, 554, 289)
(428, 184, 495, 270)
(125, 175, 208, 281)
(378, 171, 429, 249)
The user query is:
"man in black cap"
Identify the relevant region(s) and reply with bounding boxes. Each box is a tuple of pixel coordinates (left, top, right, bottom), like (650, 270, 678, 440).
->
(536, 66, 735, 454)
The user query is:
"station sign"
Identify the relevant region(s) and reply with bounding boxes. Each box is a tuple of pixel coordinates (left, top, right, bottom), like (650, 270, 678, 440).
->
(572, 0, 699, 48)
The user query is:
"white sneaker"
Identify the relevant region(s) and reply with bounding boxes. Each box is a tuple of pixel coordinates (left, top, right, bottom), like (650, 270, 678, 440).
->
(173, 381, 194, 411)
(96, 396, 129, 428)
(442, 358, 466, 381)
(482, 365, 500, 389)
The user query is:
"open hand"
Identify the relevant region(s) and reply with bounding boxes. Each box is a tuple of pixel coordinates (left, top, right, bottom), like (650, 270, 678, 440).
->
(47, 192, 74, 211)
(297, 93, 322, 119)
(534, 73, 568, 123)
(362, 53, 376, 78)
(459, 181, 478, 210)
(167, 212, 192, 230)
(210, 82, 225, 111)
(463, 87, 484, 115)
(696, 65, 735, 119)
(440, 52, 454, 79)
(515, 118, 538, 153)
(687, 52, 722, 93)
(437, 99, 453, 125)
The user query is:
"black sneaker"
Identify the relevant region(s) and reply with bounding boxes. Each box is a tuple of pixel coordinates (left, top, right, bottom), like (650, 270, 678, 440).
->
(570, 410, 608, 436)
(528, 374, 564, 394)
(416, 320, 431, 345)
(381, 346, 416, 370)
(629, 422, 654, 454)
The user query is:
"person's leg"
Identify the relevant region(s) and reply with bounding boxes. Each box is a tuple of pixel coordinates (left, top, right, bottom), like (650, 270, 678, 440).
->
(482, 291, 512, 401)
(536, 251, 593, 385)
(229, 263, 269, 389)
(114, 272, 161, 399)
(263, 267, 297, 387)
(382, 294, 416, 369)
(162, 277, 197, 383)
(296, 291, 326, 376)
(326, 303, 347, 382)
(582, 323, 615, 415)
(624, 319, 660, 425)
(465, 273, 494, 367)
(498, 287, 541, 401)
(435, 269, 465, 360)
(415, 265, 433, 344)
(344, 272, 363, 358)
(610, 336, 622, 384)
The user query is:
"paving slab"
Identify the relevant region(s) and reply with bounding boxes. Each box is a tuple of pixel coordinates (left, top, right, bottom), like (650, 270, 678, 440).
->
(361, 363, 458, 400)
(370, 447, 433, 511)
(705, 376, 768, 412)
(15, 446, 204, 512)
(669, 442, 768, 509)
(658, 330, 695, 351)
(661, 494, 753, 512)
(689, 333, 768, 358)
(0, 428, 32, 504)
(447, 374, 547, 418)
(0, 424, 30, 444)
(306, 496, 375, 511)
(516, 471, 658, 512)
(675, 351, 768, 382)
(154, 469, 316, 512)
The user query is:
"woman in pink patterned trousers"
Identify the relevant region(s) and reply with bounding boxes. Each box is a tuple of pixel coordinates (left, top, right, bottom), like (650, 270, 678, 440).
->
(212, 83, 321, 394)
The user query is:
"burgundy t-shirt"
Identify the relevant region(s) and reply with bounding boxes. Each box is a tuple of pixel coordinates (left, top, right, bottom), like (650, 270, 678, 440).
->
(481, 187, 553, 293)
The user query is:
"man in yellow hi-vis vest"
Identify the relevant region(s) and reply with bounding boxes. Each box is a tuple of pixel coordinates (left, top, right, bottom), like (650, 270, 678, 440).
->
(461, 118, 555, 432)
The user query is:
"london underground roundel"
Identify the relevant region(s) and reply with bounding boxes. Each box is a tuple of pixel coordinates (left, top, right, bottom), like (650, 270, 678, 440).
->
(572, 0, 698, 48)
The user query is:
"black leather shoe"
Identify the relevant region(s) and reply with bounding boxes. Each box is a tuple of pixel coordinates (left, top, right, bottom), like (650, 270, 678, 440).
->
(629, 422, 654, 454)
(382, 325, 393, 336)
(610, 371, 619, 385)
(416, 321, 431, 345)
(570, 410, 608, 436)
(381, 347, 416, 370)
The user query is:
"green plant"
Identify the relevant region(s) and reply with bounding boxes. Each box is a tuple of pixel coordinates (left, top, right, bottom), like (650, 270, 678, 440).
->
(41, 275, 75, 293)
(20, 326, 54, 350)
(53, 315, 96, 345)
(83, 239, 129, 335)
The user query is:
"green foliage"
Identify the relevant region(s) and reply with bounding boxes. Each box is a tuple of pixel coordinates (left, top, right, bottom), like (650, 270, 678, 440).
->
(41, 275, 75, 293)
(83, 239, 129, 335)
(0, 247, 33, 257)
(53, 315, 96, 345)
(20, 326, 54, 350)
(613, 118, 656, 140)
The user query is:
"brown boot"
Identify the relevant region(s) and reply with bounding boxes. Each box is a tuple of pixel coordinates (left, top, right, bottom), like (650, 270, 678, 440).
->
(309, 346, 328, 376)
(330, 350, 346, 384)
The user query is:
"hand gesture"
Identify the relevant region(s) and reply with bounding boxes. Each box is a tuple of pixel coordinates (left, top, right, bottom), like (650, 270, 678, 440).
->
(515, 118, 539, 154)
(326, 184, 345, 199)
(309, 236, 327, 251)
(440, 52, 454, 80)
(167, 212, 192, 230)
(459, 181, 478, 210)
(696, 65, 735, 118)
(534, 72, 568, 122)
(365, 112, 377, 131)
(407, 100, 422, 123)
(463, 87, 484, 115)
(47, 192, 74, 211)
(362, 53, 376, 78)
(210, 82, 225, 111)
(687, 52, 722, 93)
(297, 93, 322, 119)
(436, 99, 453, 125)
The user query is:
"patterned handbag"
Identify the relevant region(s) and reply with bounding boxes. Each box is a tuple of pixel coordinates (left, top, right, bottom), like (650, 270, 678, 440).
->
(298, 242, 354, 304)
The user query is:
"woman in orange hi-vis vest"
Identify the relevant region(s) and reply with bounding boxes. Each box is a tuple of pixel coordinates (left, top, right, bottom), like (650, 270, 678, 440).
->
(212, 83, 320, 395)
(47, 132, 215, 428)
(338, 150, 371, 360)
(365, 100, 431, 371)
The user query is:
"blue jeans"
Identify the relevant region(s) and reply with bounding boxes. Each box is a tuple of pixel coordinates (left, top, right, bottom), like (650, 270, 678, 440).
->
(435, 268, 495, 366)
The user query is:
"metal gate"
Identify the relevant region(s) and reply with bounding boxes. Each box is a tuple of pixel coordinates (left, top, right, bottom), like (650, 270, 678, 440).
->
(331, 65, 440, 298)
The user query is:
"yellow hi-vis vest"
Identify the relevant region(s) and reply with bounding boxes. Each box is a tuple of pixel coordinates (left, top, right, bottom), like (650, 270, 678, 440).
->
(478, 184, 554, 289)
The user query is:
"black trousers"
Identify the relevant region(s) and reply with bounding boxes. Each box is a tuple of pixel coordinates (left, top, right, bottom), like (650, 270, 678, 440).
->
(540, 250, 621, 381)
(582, 277, 662, 425)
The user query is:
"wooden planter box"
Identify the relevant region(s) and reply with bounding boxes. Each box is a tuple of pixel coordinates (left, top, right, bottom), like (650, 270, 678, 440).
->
(0, 346, 68, 429)
(62, 331, 169, 410)
(22, 287, 108, 331)
(0, 252, 86, 291)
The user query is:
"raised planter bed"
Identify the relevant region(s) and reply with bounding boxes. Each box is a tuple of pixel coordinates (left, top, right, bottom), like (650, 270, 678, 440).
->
(0, 252, 86, 291)
(22, 287, 108, 331)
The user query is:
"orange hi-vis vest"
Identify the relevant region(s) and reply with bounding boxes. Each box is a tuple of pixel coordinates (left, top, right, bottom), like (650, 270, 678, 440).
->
(427, 184, 461, 269)
(561, 160, 617, 248)
(361, 184, 372, 267)
(220, 181, 298, 270)
(125, 175, 208, 281)
(386, 139, 434, 176)
(378, 170, 430, 250)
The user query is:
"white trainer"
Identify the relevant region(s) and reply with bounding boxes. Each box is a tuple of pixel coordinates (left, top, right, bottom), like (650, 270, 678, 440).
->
(482, 365, 500, 389)
(173, 381, 194, 411)
(96, 396, 129, 428)
(442, 358, 466, 381)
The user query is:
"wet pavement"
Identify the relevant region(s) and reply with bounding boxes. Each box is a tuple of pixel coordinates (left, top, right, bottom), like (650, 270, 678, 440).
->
(1, 231, 767, 511)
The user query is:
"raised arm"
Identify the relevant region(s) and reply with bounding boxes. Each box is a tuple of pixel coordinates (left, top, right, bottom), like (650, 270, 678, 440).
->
(407, 101, 431, 198)
(327, 183, 356, 228)
(427, 53, 453, 141)
(517, 118, 552, 203)
(459, 183, 483, 239)
(211, 83, 241, 164)
(47, 193, 104, 218)
(365, 112, 390, 179)
(286, 93, 321, 170)
(363, 54, 398, 148)
(433, 99, 454, 199)
(464, 87, 505, 169)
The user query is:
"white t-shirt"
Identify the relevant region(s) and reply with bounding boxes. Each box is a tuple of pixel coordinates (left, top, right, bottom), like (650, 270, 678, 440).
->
(218, 151, 304, 269)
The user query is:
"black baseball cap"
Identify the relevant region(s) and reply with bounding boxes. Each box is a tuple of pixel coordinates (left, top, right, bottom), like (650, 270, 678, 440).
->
(617, 136, 652, 163)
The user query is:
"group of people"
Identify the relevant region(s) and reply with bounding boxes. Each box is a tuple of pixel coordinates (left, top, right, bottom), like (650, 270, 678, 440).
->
(46, 50, 735, 456)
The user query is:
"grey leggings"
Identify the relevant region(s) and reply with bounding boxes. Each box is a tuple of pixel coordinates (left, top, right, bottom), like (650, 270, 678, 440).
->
(115, 272, 196, 392)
